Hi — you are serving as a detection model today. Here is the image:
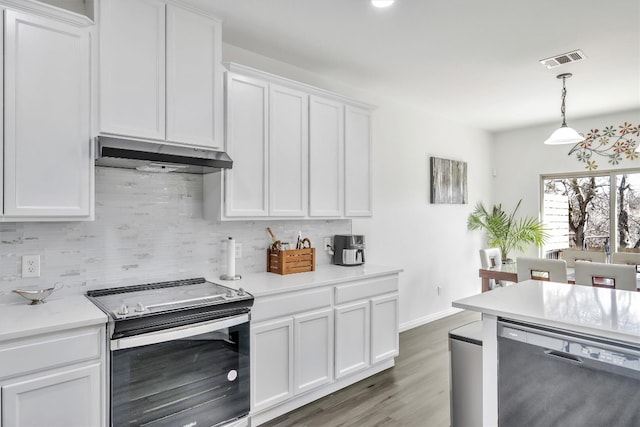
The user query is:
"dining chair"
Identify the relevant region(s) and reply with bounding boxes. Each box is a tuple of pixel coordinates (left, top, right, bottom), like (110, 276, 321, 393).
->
(574, 261, 637, 291)
(516, 257, 568, 283)
(611, 252, 640, 271)
(479, 248, 502, 269)
(561, 249, 607, 268)
(479, 248, 502, 289)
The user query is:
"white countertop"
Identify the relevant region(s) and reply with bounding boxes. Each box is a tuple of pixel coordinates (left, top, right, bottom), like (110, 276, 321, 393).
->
(212, 264, 403, 298)
(0, 295, 107, 342)
(0, 265, 401, 342)
(453, 279, 640, 344)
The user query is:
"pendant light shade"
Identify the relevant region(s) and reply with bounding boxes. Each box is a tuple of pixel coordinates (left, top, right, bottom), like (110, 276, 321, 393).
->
(544, 73, 584, 145)
(544, 124, 585, 145)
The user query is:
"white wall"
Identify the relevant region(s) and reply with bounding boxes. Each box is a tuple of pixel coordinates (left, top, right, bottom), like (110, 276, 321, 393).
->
(492, 108, 640, 258)
(223, 43, 494, 330)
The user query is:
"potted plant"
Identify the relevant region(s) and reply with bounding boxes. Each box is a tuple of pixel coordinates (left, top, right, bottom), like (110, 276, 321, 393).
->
(467, 199, 548, 262)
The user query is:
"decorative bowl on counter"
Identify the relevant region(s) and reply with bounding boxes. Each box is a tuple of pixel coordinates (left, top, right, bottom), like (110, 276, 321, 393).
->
(13, 283, 61, 305)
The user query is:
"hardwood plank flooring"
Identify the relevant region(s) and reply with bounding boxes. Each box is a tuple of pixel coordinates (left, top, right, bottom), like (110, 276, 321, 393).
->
(261, 310, 481, 427)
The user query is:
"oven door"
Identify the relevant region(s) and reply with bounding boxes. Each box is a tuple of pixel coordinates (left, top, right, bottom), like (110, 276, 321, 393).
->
(110, 314, 250, 427)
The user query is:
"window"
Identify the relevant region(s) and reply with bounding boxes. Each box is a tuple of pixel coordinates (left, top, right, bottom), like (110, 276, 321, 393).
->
(542, 170, 640, 257)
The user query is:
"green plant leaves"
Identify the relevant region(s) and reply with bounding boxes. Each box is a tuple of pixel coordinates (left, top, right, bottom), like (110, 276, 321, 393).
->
(467, 200, 548, 260)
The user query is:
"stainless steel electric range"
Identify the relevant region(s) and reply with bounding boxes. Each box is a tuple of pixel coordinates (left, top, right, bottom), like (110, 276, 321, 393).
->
(86, 278, 253, 427)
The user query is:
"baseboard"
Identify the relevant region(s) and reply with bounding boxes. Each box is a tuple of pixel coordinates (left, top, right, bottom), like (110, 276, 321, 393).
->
(399, 307, 463, 332)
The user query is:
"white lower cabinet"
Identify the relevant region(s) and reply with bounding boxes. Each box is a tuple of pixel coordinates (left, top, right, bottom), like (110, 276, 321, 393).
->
(334, 275, 399, 379)
(251, 308, 333, 412)
(250, 273, 399, 426)
(294, 309, 333, 394)
(371, 294, 400, 364)
(251, 317, 294, 411)
(2, 363, 101, 427)
(334, 301, 370, 379)
(0, 325, 106, 427)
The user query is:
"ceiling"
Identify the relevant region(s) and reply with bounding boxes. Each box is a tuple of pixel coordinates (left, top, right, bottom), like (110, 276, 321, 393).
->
(195, 0, 640, 132)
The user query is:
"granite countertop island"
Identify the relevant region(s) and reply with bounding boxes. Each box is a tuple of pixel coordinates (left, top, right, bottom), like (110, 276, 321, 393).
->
(452, 279, 640, 426)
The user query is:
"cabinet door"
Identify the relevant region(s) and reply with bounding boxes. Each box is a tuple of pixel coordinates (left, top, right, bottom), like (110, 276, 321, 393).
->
(4, 10, 91, 217)
(2, 363, 101, 427)
(225, 73, 269, 217)
(251, 318, 294, 411)
(371, 294, 399, 364)
(166, 4, 222, 148)
(294, 309, 334, 394)
(269, 84, 309, 217)
(309, 96, 344, 217)
(344, 105, 373, 217)
(100, 0, 165, 139)
(335, 301, 370, 379)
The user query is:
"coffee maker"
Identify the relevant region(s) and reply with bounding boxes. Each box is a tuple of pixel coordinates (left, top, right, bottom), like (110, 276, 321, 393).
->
(332, 235, 365, 266)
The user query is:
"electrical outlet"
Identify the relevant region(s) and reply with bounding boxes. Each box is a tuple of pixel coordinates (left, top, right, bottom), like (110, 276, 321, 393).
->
(235, 243, 242, 259)
(437, 286, 442, 296)
(22, 255, 41, 278)
(324, 237, 332, 251)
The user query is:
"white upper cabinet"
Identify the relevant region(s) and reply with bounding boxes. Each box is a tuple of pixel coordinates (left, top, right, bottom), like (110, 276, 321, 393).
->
(269, 84, 308, 217)
(165, 3, 222, 148)
(344, 105, 373, 217)
(224, 73, 269, 217)
(3, 9, 92, 218)
(309, 96, 344, 217)
(205, 63, 374, 220)
(100, 0, 165, 140)
(100, 0, 223, 149)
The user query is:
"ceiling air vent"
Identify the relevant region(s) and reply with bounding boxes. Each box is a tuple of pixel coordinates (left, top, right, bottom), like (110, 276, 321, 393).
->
(539, 49, 586, 69)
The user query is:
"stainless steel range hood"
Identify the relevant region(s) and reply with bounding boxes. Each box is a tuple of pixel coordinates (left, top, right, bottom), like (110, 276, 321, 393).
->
(95, 136, 233, 174)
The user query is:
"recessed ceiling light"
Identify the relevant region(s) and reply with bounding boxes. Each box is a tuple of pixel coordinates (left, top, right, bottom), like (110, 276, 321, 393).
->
(372, 0, 394, 8)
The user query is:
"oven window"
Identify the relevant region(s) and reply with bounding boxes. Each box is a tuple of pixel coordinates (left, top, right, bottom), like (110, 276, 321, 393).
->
(111, 323, 249, 426)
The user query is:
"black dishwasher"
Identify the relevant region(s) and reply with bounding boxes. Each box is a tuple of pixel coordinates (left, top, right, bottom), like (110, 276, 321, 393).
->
(498, 319, 640, 427)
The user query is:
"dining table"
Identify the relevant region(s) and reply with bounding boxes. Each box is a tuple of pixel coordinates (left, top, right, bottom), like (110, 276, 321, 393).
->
(479, 263, 640, 292)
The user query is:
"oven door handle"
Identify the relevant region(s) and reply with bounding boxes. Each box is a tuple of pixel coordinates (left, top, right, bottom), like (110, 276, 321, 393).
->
(111, 313, 249, 351)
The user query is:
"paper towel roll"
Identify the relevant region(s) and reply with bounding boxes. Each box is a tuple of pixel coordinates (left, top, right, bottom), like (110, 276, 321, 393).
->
(226, 237, 236, 277)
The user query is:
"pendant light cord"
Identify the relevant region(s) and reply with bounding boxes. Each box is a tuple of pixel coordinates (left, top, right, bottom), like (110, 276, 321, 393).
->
(560, 76, 568, 127)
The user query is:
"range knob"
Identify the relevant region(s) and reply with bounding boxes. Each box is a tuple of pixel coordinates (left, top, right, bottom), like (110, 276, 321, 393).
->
(135, 302, 145, 313)
(226, 289, 234, 298)
(118, 304, 129, 316)
(237, 287, 246, 297)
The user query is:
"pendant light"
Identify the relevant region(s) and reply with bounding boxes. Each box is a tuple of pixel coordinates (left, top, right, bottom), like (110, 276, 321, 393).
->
(544, 73, 584, 145)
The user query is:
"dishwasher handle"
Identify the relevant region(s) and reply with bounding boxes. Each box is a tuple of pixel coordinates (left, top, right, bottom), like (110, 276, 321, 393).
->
(544, 349, 583, 364)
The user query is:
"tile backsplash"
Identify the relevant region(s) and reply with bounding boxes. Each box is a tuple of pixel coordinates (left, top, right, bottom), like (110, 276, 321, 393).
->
(0, 167, 350, 302)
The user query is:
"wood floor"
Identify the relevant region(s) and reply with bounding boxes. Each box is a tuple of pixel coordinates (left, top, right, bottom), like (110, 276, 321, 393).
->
(261, 310, 482, 427)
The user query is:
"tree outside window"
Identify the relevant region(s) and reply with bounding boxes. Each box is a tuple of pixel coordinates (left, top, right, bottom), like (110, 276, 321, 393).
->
(543, 171, 640, 257)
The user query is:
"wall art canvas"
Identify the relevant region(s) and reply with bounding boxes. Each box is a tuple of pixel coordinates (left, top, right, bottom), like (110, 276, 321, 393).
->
(430, 157, 467, 204)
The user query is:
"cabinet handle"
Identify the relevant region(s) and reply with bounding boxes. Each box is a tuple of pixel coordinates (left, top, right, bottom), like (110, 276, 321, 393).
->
(544, 349, 583, 364)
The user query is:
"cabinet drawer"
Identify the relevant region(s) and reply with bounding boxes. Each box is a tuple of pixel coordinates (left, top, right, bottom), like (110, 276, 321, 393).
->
(335, 275, 399, 305)
(252, 287, 332, 322)
(0, 326, 102, 379)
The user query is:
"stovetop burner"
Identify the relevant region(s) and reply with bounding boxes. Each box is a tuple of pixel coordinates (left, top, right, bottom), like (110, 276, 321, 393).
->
(86, 278, 253, 339)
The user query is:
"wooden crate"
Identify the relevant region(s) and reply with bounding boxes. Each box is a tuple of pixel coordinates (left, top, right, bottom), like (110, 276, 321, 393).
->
(267, 248, 316, 275)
